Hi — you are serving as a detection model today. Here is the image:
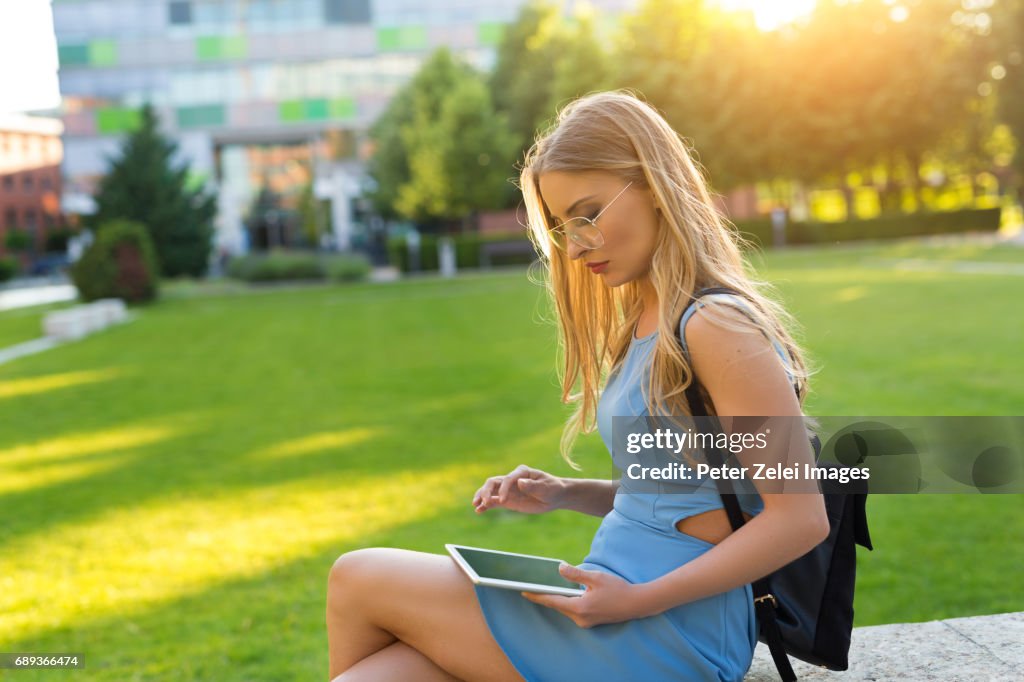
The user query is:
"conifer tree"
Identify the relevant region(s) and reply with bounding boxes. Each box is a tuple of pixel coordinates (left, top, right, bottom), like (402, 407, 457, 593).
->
(91, 103, 217, 277)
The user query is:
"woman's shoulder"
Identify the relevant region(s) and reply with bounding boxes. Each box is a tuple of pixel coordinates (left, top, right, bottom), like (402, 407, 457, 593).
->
(679, 291, 798, 388)
(677, 291, 757, 354)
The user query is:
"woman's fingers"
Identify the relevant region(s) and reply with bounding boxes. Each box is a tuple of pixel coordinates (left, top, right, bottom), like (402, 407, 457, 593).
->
(473, 476, 504, 510)
(474, 466, 553, 512)
(496, 465, 531, 503)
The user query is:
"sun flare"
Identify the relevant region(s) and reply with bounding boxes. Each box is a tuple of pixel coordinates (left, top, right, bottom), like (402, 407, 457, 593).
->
(716, 0, 818, 31)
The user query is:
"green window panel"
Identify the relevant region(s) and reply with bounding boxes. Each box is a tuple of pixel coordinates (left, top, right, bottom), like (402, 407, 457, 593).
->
(96, 108, 142, 134)
(305, 99, 329, 121)
(58, 44, 90, 66)
(376, 26, 427, 51)
(88, 39, 118, 66)
(176, 105, 225, 129)
(279, 100, 306, 122)
(223, 36, 248, 59)
(196, 36, 221, 60)
(279, 99, 357, 123)
(328, 98, 356, 120)
(478, 22, 506, 47)
(196, 35, 248, 61)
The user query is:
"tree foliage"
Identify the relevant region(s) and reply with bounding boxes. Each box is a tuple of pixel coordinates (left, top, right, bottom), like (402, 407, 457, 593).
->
(91, 104, 217, 278)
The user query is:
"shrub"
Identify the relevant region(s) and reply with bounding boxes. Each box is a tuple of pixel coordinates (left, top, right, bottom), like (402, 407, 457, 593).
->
(731, 207, 1002, 249)
(45, 228, 76, 253)
(0, 256, 17, 282)
(225, 250, 325, 282)
(324, 253, 372, 282)
(387, 231, 536, 272)
(5, 229, 30, 252)
(69, 220, 160, 304)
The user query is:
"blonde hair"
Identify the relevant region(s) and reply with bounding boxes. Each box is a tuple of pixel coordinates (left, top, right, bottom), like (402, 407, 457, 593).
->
(518, 90, 819, 471)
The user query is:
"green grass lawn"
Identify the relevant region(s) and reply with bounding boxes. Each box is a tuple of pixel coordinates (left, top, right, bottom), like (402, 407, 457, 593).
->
(0, 301, 78, 349)
(1, 239, 1022, 681)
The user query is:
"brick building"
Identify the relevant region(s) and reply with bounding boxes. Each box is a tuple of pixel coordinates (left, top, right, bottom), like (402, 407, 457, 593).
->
(0, 114, 64, 262)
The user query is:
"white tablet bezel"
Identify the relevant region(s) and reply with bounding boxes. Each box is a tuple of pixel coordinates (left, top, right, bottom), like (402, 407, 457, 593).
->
(445, 543, 586, 597)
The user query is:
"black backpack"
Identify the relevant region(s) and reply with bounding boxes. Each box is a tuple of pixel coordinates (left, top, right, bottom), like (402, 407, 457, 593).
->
(676, 286, 874, 681)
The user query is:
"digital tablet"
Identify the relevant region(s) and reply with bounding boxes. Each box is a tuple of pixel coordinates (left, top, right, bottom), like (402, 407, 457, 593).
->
(446, 544, 587, 596)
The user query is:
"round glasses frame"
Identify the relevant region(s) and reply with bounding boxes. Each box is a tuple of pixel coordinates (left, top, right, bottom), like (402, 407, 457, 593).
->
(548, 181, 634, 251)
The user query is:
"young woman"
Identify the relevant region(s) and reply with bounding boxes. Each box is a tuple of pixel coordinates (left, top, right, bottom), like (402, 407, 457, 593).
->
(326, 90, 829, 682)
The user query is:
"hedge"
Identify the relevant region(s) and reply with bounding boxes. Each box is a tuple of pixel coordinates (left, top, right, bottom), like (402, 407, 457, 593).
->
(387, 232, 538, 273)
(732, 207, 1002, 249)
(225, 250, 372, 283)
(0, 256, 17, 283)
(385, 208, 1002, 273)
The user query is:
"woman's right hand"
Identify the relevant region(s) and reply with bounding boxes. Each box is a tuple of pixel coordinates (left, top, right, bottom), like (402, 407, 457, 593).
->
(472, 465, 568, 515)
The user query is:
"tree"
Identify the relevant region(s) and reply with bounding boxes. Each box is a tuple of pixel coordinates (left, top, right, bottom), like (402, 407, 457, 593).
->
(992, 0, 1024, 202)
(547, 9, 615, 118)
(368, 48, 517, 233)
(90, 103, 217, 278)
(489, 0, 565, 158)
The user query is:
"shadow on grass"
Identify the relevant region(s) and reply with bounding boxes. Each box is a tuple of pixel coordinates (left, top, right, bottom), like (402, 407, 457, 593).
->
(0, 359, 561, 551)
(0, 498, 600, 682)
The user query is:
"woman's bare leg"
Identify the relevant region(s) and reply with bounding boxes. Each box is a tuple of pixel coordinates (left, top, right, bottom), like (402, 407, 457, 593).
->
(330, 641, 461, 682)
(326, 547, 526, 682)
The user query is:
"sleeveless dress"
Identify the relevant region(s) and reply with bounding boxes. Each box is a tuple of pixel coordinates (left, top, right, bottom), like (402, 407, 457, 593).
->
(472, 293, 797, 682)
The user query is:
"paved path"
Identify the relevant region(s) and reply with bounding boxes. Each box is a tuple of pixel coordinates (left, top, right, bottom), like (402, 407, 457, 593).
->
(0, 275, 76, 312)
(745, 610, 1023, 681)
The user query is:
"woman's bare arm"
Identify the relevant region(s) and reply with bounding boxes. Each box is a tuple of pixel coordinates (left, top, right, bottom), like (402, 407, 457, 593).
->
(633, 305, 829, 616)
(558, 478, 619, 517)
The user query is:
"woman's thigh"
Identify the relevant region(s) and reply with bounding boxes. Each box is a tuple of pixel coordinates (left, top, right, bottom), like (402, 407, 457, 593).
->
(331, 641, 460, 682)
(330, 547, 526, 682)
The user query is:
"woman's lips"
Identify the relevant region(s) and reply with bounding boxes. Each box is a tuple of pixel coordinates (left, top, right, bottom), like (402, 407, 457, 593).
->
(587, 261, 610, 274)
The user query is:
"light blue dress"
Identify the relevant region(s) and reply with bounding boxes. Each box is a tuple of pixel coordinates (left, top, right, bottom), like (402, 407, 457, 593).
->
(473, 294, 797, 682)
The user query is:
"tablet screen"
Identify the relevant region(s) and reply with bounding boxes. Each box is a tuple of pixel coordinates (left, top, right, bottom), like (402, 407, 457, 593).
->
(454, 547, 584, 591)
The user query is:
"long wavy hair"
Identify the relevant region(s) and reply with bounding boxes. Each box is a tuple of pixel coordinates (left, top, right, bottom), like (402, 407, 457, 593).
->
(518, 90, 819, 471)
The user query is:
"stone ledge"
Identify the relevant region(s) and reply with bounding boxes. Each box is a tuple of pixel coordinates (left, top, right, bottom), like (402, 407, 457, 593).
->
(744, 610, 1023, 681)
(43, 298, 130, 341)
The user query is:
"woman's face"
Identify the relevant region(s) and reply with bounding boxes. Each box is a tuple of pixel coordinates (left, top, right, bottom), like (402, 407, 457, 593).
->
(538, 170, 660, 287)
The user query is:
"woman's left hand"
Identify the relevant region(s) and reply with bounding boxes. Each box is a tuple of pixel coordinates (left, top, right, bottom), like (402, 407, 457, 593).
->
(520, 563, 653, 628)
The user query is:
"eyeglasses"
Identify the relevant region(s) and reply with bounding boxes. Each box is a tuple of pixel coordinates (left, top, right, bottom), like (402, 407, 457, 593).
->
(548, 181, 633, 251)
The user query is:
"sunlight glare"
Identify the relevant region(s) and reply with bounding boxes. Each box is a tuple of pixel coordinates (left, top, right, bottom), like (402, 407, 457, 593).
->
(717, 0, 818, 31)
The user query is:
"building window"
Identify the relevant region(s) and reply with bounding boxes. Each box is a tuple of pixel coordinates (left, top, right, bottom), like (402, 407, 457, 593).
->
(2, 175, 13, 191)
(169, 1, 192, 25)
(25, 210, 37, 230)
(42, 175, 54, 190)
(324, 0, 371, 24)
(22, 174, 34, 191)
(4, 209, 15, 228)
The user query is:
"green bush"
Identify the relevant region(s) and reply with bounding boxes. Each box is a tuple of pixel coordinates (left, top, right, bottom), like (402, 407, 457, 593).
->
(69, 220, 160, 304)
(45, 228, 76, 253)
(225, 250, 325, 282)
(5, 229, 30, 252)
(732, 207, 1002, 249)
(324, 253, 372, 282)
(387, 231, 536, 273)
(226, 250, 374, 284)
(0, 256, 17, 282)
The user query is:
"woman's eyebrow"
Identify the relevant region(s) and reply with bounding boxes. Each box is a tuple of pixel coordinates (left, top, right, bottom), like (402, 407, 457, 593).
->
(551, 193, 597, 223)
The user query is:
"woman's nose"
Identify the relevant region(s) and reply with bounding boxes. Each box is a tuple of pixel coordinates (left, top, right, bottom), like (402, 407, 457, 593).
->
(567, 240, 590, 261)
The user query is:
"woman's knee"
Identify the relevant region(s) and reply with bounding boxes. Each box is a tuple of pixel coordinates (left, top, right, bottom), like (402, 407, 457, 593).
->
(328, 547, 395, 606)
